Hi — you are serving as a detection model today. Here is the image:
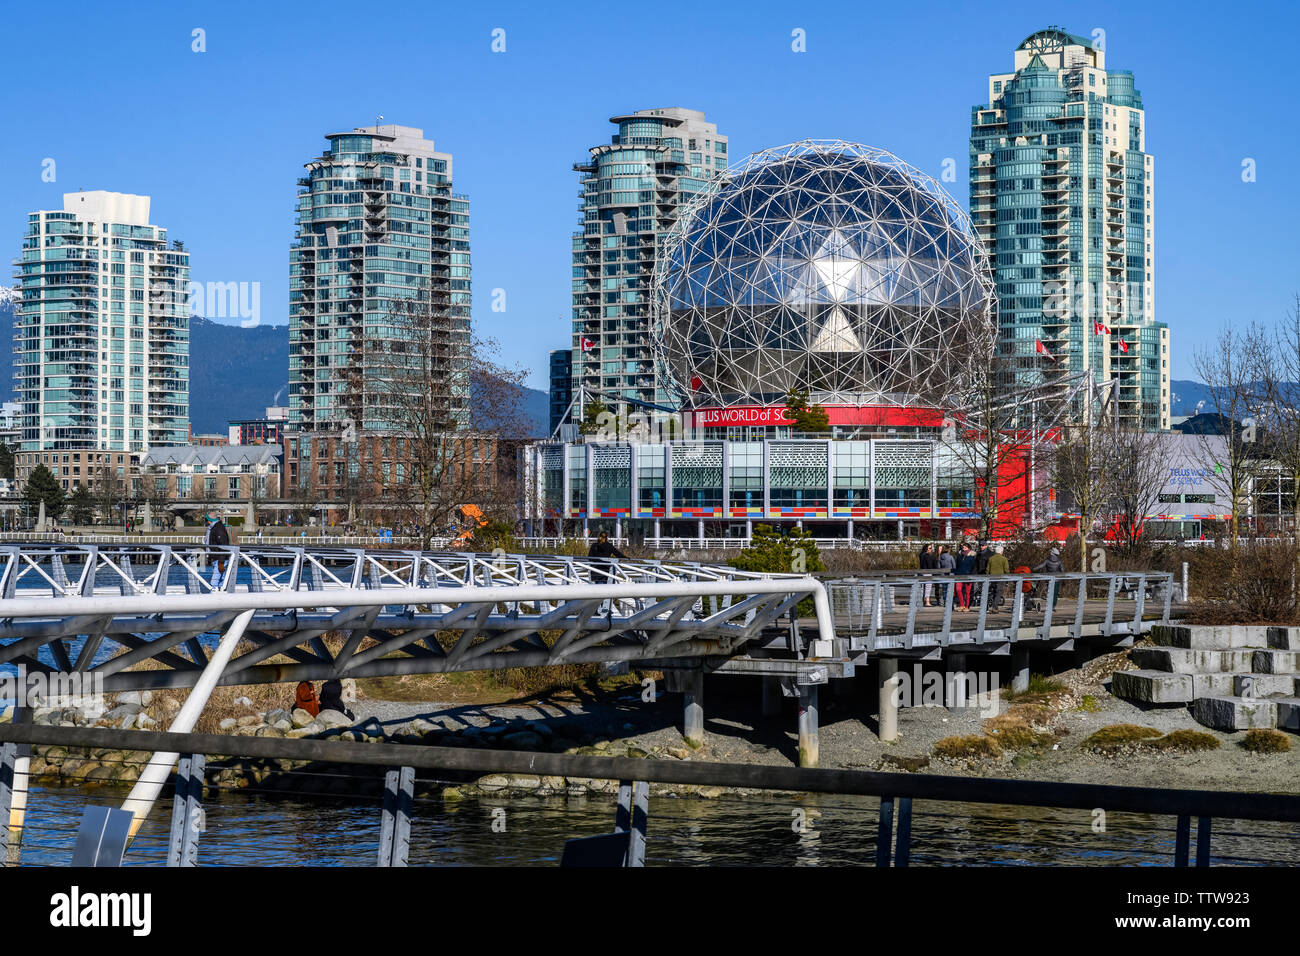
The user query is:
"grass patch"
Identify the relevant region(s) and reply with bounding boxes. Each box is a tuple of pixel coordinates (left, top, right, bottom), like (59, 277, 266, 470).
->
(933, 734, 1003, 760)
(1150, 729, 1221, 752)
(983, 707, 1060, 751)
(1240, 729, 1293, 753)
(1081, 723, 1163, 752)
(1076, 694, 1101, 713)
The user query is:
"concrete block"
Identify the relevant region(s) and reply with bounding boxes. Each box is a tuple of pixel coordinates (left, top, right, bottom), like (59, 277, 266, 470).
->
(1191, 696, 1278, 732)
(1267, 627, 1300, 651)
(1151, 624, 1269, 650)
(1191, 673, 1236, 697)
(1130, 647, 1256, 674)
(1232, 674, 1297, 698)
(1275, 698, 1300, 733)
(1112, 669, 1194, 704)
(1252, 649, 1300, 674)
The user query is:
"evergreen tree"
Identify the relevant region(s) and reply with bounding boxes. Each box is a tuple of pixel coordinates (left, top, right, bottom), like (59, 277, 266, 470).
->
(783, 389, 830, 433)
(0, 442, 13, 482)
(578, 399, 611, 436)
(23, 464, 66, 520)
(728, 524, 826, 615)
(68, 483, 96, 526)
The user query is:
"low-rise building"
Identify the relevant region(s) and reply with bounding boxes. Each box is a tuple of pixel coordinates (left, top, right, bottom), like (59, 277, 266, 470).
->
(137, 444, 282, 502)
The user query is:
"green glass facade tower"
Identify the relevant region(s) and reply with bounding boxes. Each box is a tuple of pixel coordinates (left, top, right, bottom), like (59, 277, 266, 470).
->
(970, 27, 1169, 429)
(569, 108, 728, 418)
(288, 125, 470, 486)
(13, 191, 190, 452)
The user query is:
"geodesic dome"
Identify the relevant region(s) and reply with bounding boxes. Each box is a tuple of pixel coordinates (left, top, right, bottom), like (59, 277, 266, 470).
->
(653, 141, 995, 408)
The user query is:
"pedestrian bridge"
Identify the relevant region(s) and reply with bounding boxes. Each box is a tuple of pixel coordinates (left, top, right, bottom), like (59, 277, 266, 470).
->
(0, 544, 829, 693)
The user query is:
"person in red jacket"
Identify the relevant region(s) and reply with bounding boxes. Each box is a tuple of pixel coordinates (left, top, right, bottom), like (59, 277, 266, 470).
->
(293, 680, 319, 717)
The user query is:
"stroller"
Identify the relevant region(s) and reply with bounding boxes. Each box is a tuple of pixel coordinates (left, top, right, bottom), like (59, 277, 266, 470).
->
(1013, 566, 1041, 612)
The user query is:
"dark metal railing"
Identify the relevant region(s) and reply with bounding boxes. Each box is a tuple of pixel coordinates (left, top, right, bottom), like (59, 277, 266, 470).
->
(3, 723, 1296, 868)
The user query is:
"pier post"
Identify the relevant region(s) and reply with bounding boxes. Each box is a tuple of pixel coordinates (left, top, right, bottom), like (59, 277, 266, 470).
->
(761, 676, 781, 717)
(682, 670, 705, 748)
(877, 658, 900, 743)
(1011, 650, 1030, 694)
(167, 754, 205, 867)
(1, 706, 32, 867)
(797, 685, 819, 768)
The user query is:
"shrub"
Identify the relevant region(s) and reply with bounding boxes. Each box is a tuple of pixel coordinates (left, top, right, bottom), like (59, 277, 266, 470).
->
(933, 734, 1002, 760)
(728, 525, 826, 615)
(1183, 541, 1298, 625)
(1240, 728, 1293, 753)
(1081, 723, 1163, 752)
(1150, 729, 1221, 752)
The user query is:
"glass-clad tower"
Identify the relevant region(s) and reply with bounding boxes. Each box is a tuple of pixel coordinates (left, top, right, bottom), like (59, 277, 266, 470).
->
(13, 191, 190, 452)
(970, 27, 1169, 429)
(288, 125, 470, 487)
(569, 108, 728, 418)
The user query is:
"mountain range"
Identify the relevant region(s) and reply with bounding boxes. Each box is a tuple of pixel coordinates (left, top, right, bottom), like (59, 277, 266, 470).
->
(0, 290, 1236, 436)
(0, 294, 549, 436)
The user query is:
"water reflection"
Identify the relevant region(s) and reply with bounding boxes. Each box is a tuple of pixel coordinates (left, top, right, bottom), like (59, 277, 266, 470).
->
(16, 783, 1298, 867)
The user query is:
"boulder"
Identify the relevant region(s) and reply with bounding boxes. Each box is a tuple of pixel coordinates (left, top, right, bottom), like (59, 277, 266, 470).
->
(103, 703, 143, 722)
(507, 774, 542, 790)
(1192, 696, 1278, 732)
(219, 717, 238, 731)
(501, 731, 545, 750)
(477, 774, 510, 792)
(315, 709, 353, 730)
(1111, 670, 1193, 704)
(236, 714, 262, 728)
(264, 708, 292, 727)
(135, 712, 157, 729)
(291, 708, 315, 728)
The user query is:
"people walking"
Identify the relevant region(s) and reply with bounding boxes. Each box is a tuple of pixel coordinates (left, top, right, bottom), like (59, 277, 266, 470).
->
(204, 512, 231, 588)
(936, 545, 956, 605)
(1033, 547, 1065, 601)
(919, 543, 937, 606)
(955, 543, 977, 609)
(986, 544, 1010, 609)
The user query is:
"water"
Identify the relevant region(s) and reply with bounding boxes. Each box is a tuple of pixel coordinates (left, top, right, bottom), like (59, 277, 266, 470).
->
(15, 781, 1299, 866)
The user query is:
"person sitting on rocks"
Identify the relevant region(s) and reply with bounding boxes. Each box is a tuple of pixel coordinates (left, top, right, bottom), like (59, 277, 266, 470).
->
(319, 679, 355, 721)
(293, 680, 319, 717)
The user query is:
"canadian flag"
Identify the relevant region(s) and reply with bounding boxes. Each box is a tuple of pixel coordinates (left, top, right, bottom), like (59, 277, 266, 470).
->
(579, 337, 596, 352)
(1034, 339, 1057, 363)
(1093, 321, 1110, 335)
(1119, 339, 1129, 354)
(689, 374, 703, 391)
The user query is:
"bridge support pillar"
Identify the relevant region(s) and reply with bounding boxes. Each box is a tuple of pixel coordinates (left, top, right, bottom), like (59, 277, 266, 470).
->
(615, 517, 622, 540)
(797, 685, 819, 768)
(1011, 649, 1030, 694)
(946, 652, 970, 711)
(846, 519, 854, 540)
(877, 658, 900, 743)
(697, 520, 704, 546)
(682, 670, 704, 749)
(653, 519, 660, 544)
(761, 676, 781, 716)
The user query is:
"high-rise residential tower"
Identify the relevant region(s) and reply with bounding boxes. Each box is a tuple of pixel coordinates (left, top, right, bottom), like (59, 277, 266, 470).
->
(13, 191, 190, 453)
(568, 108, 728, 418)
(286, 125, 471, 492)
(970, 27, 1169, 429)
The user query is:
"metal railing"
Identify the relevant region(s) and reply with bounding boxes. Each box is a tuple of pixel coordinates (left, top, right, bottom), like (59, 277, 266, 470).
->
(3, 723, 1296, 867)
(827, 570, 1176, 650)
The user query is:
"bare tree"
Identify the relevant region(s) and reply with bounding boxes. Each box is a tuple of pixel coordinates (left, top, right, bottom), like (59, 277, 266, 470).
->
(355, 289, 531, 549)
(942, 350, 1071, 541)
(1192, 323, 1272, 547)
(1258, 295, 1300, 570)
(1098, 428, 1175, 555)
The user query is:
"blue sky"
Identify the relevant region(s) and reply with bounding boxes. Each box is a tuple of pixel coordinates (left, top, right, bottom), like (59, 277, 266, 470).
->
(1, 0, 1296, 389)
